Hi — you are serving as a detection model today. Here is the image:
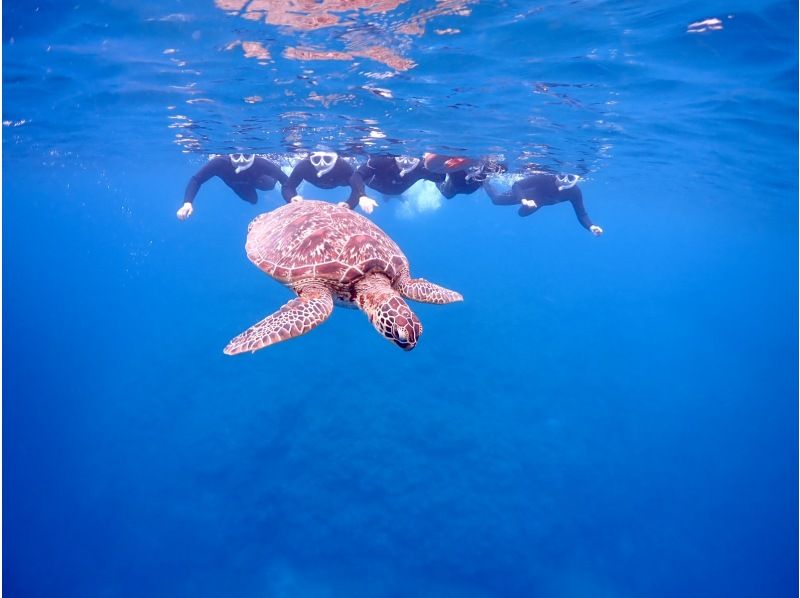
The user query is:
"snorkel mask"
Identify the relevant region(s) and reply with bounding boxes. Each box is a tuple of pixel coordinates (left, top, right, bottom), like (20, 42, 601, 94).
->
(309, 151, 338, 177)
(556, 174, 579, 191)
(395, 156, 420, 177)
(230, 153, 256, 174)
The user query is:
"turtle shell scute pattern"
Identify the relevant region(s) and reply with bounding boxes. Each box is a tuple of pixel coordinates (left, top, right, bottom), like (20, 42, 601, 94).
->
(244, 200, 408, 285)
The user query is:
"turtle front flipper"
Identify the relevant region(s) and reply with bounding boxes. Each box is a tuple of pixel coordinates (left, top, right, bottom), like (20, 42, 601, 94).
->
(398, 273, 463, 304)
(224, 285, 334, 355)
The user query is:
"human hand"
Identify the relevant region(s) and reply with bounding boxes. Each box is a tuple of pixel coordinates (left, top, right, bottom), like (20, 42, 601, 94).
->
(290, 195, 303, 203)
(590, 225, 604, 236)
(337, 201, 350, 209)
(358, 196, 378, 214)
(176, 202, 194, 220)
(521, 198, 538, 209)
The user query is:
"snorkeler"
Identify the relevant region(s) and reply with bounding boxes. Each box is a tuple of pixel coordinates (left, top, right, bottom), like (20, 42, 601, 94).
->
(282, 151, 378, 214)
(426, 153, 507, 199)
(484, 173, 604, 236)
(176, 154, 289, 220)
(357, 154, 445, 196)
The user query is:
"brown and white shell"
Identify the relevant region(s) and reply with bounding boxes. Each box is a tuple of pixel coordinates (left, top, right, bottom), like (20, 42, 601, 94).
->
(245, 200, 408, 287)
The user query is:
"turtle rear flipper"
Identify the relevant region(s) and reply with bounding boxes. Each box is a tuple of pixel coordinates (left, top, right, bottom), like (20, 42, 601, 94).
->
(224, 285, 334, 355)
(399, 275, 463, 305)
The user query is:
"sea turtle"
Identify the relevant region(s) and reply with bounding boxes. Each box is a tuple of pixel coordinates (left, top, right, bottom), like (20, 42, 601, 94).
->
(224, 199, 462, 354)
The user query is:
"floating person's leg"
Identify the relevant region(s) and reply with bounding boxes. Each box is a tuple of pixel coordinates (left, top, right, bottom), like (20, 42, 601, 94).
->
(437, 175, 458, 199)
(254, 175, 277, 191)
(483, 181, 516, 205)
(513, 181, 540, 216)
(230, 183, 259, 204)
(518, 202, 540, 217)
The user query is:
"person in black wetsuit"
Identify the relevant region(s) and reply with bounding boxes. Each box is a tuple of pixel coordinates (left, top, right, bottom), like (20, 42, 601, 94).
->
(282, 151, 378, 213)
(357, 154, 445, 197)
(177, 154, 289, 220)
(484, 173, 604, 236)
(423, 153, 507, 199)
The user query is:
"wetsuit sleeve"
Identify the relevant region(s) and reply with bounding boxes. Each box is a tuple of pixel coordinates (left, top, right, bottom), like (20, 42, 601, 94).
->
(347, 170, 367, 209)
(568, 188, 594, 230)
(183, 157, 225, 204)
(282, 161, 309, 202)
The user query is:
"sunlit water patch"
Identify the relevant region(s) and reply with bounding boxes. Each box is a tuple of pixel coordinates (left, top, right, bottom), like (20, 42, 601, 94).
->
(6, 0, 795, 194)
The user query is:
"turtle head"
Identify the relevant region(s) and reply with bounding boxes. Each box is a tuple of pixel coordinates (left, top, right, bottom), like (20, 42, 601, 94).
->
(361, 293, 422, 350)
(373, 296, 422, 350)
(356, 273, 423, 350)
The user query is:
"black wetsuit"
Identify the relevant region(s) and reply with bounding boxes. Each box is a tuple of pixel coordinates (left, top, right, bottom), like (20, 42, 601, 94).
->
(485, 174, 594, 230)
(183, 156, 289, 205)
(438, 170, 484, 199)
(357, 155, 445, 195)
(282, 157, 366, 208)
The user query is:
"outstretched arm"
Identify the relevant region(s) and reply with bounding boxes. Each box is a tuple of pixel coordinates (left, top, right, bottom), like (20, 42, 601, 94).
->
(346, 170, 367, 208)
(281, 161, 308, 202)
(568, 189, 602, 234)
(178, 156, 227, 219)
(345, 169, 377, 214)
(344, 170, 377, 214)
(183, 157, 226, 204)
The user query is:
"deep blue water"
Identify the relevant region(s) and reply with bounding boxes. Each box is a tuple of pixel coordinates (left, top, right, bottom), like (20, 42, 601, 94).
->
(4, 1, 798, 597)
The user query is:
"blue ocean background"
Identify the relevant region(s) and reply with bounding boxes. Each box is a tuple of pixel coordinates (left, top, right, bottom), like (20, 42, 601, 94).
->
(4, 1, 797, 596)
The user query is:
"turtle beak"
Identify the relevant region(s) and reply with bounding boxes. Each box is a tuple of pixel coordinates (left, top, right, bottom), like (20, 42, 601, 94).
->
(395, 329, 414, 350)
